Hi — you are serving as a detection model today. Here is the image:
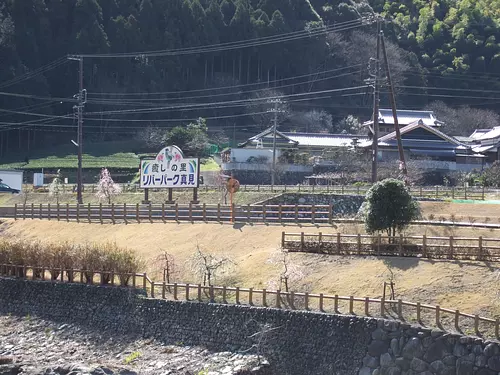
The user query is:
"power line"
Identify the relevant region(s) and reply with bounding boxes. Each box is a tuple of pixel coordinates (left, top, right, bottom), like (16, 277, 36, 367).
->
(0, 58, 69, 89)
(75, 19, 369, 59)
(0, 91, 76, 103)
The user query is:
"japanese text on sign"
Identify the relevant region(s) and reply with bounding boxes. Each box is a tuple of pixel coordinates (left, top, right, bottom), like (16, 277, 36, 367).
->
(140, 145, 200, 188)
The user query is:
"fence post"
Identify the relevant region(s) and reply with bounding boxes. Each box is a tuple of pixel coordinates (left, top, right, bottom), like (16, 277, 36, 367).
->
(357, 234, 361, 255)
(278, 204, 282, 223)
(174, 283, 178, 300)
(295, 204, 299, 223)
(319, 293, 324, 312)
(419, 186, 423, 197)
(111, 203, 115, 224)
(397, 299, 403, 319)
(454, 310, 460, 331)
(334, 295, 339, 313)
(262, 289, 267, 307)
(311, 205, 316, 224)
(475, 315, 480, 335)
(422, 234, 427, 258)
(202, 203, 206, 222)
(39, 203, 42, 220)
(398, 233, 403, 256)
(162, 282, 166, 299)
(217, 204, 221, 222)
(301, 232, 305, 251)
(452, 187, 455, 199)
(496, 318, 499, 339)
(281, 232, 286, 248)
(464, 185, 468, 200)
(175, 203, 179, 221)
(236, 287, 240, 304)
(482, 185, 485, 200)
(189, 202, 192, 222)
(87, 203, 91, 222)
(148, 203, 152, 222)
(65, 203, 69, 221)
(380, 297, 385, 317)
(249, 288, 253, 305)
(328, 204, 333, 225)
(48, 203, 51, 220)
(276, 290, 281, 308)
(186, 283, 190, 301)
(478, 236, 483, 260)
(161, 203, 165, 222)
(435, 305, 441, 327)
(197, 284, 202, 301)
(416, 302, 421, 323)
(349, 296, 354, 314)
(222, 286, 227, 303)
(76, 203, 80, 222)
(304, 292, 309, 310)
(364, 297, 369, 316)
(318, 232, 322, 250)
(99, 203, 103, 223)
(449, 236, 454, 260)
(263, 204, 267, 223)
(31, 203, 34, 220)
(22, 204, 26, 220)
(435, 185, 439, 199)
(337, 233, 341, 253)
(377, 234, 382, 256)
(247, 204, 251, 223)
(14, 203, 17, 220)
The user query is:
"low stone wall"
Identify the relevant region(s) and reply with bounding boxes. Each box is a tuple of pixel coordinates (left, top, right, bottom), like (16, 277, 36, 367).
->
(0, 278, 499, 375)
(259, 193, 365, 217)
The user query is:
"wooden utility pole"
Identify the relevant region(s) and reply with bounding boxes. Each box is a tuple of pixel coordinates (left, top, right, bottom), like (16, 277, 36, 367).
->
(271, 99, 279, 191)
(380, 31, 408, 182)
(371, 20, 381, 183)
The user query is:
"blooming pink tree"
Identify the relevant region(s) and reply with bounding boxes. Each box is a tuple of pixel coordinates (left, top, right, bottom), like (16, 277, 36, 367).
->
(95, 168, 122, 204)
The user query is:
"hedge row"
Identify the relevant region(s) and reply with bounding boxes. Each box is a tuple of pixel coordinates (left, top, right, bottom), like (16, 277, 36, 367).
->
(0, 239, 143, 286)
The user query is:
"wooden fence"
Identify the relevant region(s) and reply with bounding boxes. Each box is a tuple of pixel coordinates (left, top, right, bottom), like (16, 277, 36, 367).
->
(31, 183, 492, 200)
(7, 203, 333, 224)
(0, 264, 498, 339)
(282, 232, 500, 261)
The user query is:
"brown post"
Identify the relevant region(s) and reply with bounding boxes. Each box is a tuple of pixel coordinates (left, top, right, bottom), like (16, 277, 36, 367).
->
(186, 284, 190, 301)
(276, 290, 281, 308)
(357, 234, 362, 255)
(278, 204, 282, 223)
(304, 292, 309, 310)
(281, 232, 286, 248)
(311, 205, 316, 224)
(173, 283, 178, 300)
(397, 299, 403, 319)
(399, 233, 403, 256)
(295, 204, 299, 223)
(148, 204, 152, 222)
(262, 289, 267, 307)
(48, 203, 51, 220)
(167, 188, 173, 203)
(365, 297, 369, 316)
(449, 236, 454, 260)
(301, 232, 305, 251)
(236, 287, 240, 304)
(222, 286, 227, 304)
(475, 315, 480, 335)
(319, 293, 324, 312)
(143, 273, 147, 294)
(417, 302, 421, 322)
(496, 318, 499, 339)
(65, 203, 69, 221)
(334, 294, 339, 313)
(197, 284, 202, 301)
(318, 232, 323, 250)
(380, 297, 385, 317)
(39, 203, 42, 220)
(143, 188, 149, 204)
(422, 235, 427, 258)
(454, 309, 460, 331)
(249, 288, 253, 305)
(99, 203, 102, 223)
(337, 233, 341, 253)
(57, 203, 60, 221)
(188, 202, 193, 223)
(87, 203, 91, 222)
(328, 204, 333, 225)
(192, 188, 198, 204)
(202, 203, 206, 222)
(435, 305, 441, 327)
(162, 282, 166, 299)
(14, 203, 17, 220)
(478, 236, 483, 260)
(263, 204, 267, 223)
(217, 204, 221, 222)
(31, 203, 34, 220)
(76, 203, 80, 222)
(123, 203, 127, 223)
(111, 203, 115, 224)
(247, 204, 251, 222)
(161, 203, 165, 222)
(175, 203, 179, 221)
(349, 296, 354, 314)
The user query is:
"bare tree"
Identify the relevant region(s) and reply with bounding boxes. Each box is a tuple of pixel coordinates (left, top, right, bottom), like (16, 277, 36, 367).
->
(288, 110, 333, 133)
(154, 251, 179, 284)
(266, 247, 304, 293)
(188, 246, 235, 286)
(245, 89, 290, 130)
(425, 101, 500, 136)
(242, 319, 282, 365)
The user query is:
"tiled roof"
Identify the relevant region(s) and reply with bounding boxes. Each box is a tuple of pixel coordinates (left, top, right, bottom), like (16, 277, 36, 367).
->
(378, 109, 440, 127)
(282, 132, 368, 148)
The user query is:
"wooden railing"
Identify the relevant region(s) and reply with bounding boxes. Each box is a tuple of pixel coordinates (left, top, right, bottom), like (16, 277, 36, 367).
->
(1, 264, 498, 339)
(281, 232, 500, 261)
(31, 183, 492, 200)
(6, 203, 334, 224)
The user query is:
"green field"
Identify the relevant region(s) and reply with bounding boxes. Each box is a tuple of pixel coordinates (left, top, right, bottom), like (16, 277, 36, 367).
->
(0, 141, 219, 172)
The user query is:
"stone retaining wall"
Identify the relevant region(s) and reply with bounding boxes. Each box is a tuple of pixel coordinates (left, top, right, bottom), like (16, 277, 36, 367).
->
(0, 278, 499, 375)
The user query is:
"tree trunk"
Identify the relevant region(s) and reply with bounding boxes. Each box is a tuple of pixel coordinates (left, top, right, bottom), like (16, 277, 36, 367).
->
(246, 54, 251, 83)
(238, 51, 242, 82)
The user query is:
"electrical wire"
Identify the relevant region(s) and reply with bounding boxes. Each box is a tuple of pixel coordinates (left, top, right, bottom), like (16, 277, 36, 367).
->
(75, 19, 369, 59)
(0, 58, 69, 89)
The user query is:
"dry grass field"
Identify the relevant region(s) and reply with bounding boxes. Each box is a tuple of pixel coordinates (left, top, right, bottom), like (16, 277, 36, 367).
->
(2, 217, 500, 322)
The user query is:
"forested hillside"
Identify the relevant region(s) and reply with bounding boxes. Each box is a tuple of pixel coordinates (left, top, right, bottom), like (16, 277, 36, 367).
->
(0, 0, 499, 157)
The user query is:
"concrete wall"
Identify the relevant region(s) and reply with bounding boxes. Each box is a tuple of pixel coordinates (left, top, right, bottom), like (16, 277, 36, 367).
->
(1, 278, 499, 375)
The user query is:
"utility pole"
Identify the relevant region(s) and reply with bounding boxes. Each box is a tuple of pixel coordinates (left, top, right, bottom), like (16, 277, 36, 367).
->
(68, 55, 86, 204)
(380, 31, 408, 182)
(371, 19, 381, 183)
(271, 100, 279, 192)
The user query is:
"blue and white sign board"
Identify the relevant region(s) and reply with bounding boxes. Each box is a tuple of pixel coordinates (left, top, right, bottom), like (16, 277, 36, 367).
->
(140, 145, 200, 188)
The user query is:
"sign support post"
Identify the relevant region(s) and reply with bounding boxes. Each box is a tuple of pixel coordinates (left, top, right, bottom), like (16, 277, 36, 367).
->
(166, 188, 174, 204)
(142, 188, 150, 204)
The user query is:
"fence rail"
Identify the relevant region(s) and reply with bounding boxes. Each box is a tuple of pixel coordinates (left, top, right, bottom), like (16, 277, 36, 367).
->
(0, 264, 498, 339)
(5, 203, 333, 224)
(29, 183, 494, 200)
(282, 232, 500, 261)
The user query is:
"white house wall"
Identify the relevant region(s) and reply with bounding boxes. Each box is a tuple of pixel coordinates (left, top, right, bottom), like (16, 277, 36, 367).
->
(230, 148, 281, 163)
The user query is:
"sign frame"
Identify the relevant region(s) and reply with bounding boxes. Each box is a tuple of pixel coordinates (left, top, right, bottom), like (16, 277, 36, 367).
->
(140, 145, 200, 189)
